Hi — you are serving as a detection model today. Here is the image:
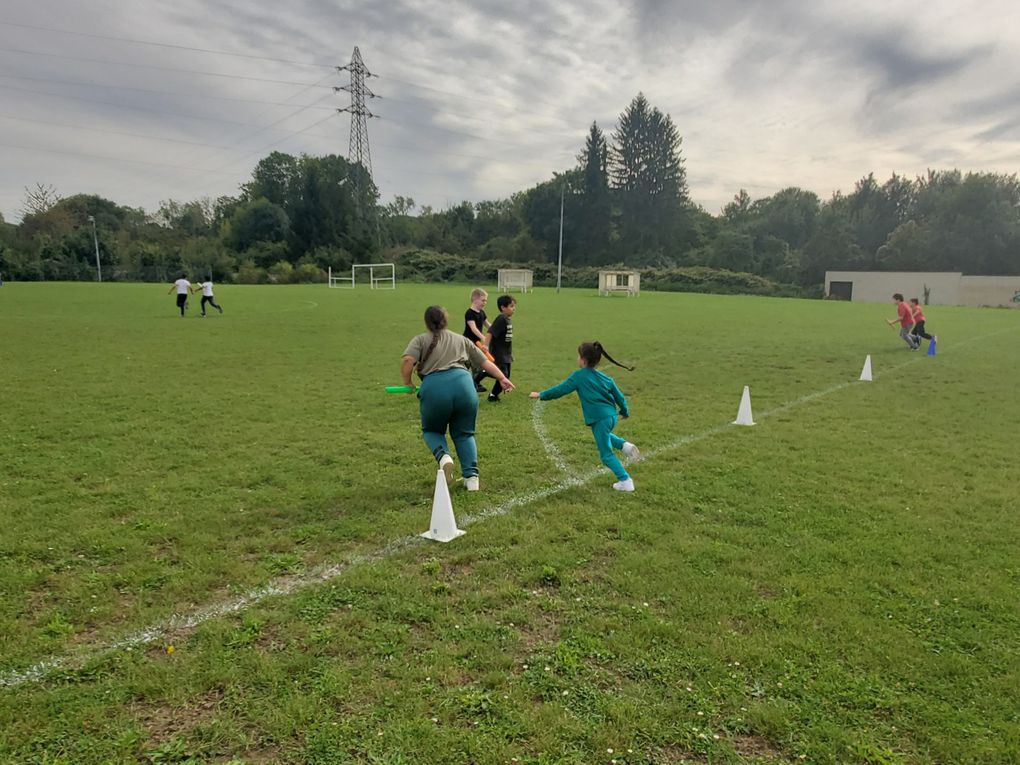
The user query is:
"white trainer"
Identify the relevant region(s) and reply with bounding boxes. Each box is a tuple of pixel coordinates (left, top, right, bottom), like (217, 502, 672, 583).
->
(464, 476, 480, 491)
(622, 442, 642, 461)
(438, 454, 455, 484)
(612, 478, 635, 492)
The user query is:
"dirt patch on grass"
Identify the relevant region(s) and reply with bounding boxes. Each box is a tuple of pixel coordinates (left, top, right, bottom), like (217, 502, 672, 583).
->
(731, 733, 785, 760)
(134, 686, 224, 746)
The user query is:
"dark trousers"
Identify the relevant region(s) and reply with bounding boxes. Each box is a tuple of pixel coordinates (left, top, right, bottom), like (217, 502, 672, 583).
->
(201, 295, 222, 315)
(911, 320, 933, 341)
(488, 362, 512, 399)
(176, 294, 188, 316)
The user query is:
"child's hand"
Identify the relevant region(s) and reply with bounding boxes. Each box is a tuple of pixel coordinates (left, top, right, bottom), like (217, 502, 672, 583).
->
(529, 392, 540, 399)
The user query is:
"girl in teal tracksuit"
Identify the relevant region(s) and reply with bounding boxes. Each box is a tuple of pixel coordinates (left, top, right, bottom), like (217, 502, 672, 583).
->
(530, 341, 641, 492)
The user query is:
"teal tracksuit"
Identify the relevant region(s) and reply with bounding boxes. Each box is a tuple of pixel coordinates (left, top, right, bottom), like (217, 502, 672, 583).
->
(539, 367, 631, 481)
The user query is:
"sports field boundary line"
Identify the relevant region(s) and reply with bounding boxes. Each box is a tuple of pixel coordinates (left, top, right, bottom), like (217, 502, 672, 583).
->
(1, 328, 1011, 690)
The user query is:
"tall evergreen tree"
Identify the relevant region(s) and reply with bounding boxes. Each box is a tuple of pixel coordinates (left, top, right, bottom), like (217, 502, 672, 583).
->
(576, 121, 611, 262)
(609, 93, 689, 260)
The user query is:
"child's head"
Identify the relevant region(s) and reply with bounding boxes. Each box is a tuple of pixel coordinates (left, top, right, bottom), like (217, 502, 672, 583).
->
(470, 288, 488, 306)
(424, 305, 448, 332)
(909, 297, 919, 305)
(577, 341, 635, 371)
(496, 295, 516, 315)
(892, 293, 904, 302)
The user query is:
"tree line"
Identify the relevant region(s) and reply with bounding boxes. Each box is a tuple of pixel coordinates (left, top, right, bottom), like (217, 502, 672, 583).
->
(2, 93, 1018, 290)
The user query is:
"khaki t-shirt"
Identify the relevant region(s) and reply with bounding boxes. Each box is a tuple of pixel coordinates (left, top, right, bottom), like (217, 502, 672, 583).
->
(403, 329, 488, 377)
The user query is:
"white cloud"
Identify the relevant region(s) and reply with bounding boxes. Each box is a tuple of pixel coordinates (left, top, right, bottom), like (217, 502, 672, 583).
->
(1, 0, 1019, 222)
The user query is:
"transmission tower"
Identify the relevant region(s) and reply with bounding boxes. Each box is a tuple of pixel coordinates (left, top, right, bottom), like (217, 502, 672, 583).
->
(335, 46, 377, 178)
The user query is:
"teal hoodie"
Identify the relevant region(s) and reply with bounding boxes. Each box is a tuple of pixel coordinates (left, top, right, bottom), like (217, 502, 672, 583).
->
(539, 367, 629, 425)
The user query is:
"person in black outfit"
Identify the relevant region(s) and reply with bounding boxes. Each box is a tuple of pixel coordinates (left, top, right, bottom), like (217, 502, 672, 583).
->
(484, 295, 516, 402)
(463, 288, 491, 392)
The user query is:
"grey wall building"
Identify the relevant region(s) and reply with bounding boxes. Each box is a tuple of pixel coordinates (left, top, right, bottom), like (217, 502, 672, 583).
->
(824, 271, 1020, 307)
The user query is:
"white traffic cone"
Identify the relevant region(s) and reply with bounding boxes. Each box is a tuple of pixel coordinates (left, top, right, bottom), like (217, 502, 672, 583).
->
(732, 385, 755, 426)
(420, 469, 465, 542)
(859, 354, 873, 382)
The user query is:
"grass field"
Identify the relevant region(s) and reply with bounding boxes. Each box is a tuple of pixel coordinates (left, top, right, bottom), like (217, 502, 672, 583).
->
(1, 282, 1018, 764)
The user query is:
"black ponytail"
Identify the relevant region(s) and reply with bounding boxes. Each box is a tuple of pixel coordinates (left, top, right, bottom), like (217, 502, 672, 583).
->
(578, 341, 635, 371)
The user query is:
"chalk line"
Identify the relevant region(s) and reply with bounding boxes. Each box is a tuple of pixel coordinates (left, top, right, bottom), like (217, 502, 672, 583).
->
(2, 327, 1011, 689)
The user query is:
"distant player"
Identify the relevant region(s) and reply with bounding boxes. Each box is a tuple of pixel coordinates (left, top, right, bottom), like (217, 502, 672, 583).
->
(887, 293, 919, 350)
(168, 274, 191, 317)
(909, 298, 936, 346)
(192, 279, 224, 317)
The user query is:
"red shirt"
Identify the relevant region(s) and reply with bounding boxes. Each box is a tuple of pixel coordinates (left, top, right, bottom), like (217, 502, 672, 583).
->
(897, 302, 914, 328)
(912, 304, 926, 322)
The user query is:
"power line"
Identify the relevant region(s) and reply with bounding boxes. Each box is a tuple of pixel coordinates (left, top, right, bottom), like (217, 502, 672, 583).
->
(0, 113, 247, 153)
(0, 20, 335, 69)
(0, 73, 335, 110)
(0, 140, 245, 175)
(0, 45, 333, 87)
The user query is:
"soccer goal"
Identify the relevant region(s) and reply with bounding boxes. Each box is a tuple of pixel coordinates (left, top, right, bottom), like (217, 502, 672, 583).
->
(498, 268, 533, 293)
(328, 264, 396, 289)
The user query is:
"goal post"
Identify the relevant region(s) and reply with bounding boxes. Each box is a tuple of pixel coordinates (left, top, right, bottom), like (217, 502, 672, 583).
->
(497, 269, 533, 293)
(328, 264, 396, 289)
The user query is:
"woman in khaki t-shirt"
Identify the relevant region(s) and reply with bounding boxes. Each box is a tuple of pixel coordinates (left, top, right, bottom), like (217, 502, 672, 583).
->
(401, 305, 514, 491)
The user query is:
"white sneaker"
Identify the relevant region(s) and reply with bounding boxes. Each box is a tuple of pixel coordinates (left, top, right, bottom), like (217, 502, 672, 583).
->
(622, 442, 642, 461)
(464, 476, 480, 491)
(438, 454, 455, 484)
(612, 478, 635, 492)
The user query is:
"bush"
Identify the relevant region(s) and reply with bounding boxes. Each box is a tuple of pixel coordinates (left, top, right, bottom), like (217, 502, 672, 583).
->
(235, 260, 267, 284)
(387, 249, 804, 297)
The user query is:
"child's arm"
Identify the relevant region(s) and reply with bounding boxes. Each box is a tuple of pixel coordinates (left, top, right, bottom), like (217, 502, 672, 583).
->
(467, 319, 486, 341)
(535, 373, 579, 401)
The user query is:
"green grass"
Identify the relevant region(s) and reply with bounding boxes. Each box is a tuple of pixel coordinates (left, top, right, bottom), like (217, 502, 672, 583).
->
(1, 282, 1018, 764)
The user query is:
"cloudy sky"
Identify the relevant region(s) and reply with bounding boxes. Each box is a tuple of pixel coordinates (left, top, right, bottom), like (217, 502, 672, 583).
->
(2, 0, 1019, 222)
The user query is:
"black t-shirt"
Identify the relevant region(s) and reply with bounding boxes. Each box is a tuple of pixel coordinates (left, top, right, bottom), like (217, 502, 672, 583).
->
(489, 314, 513, 364)
(464, 308, 487, 342)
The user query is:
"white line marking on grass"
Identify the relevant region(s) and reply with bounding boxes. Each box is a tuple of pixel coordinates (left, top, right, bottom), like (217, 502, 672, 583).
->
(530, 400, 572, 475)
(3, 328, 1013, 689)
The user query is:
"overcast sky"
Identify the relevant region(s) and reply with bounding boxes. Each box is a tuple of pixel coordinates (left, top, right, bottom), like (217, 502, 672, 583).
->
(2, 0, 1019, 223)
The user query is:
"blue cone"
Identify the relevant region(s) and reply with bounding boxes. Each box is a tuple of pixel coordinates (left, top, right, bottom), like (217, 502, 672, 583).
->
(928, 339, 937, 356)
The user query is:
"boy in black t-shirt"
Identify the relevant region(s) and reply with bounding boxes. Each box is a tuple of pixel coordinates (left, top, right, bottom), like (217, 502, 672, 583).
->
(484, 294, 516, 402)
(464, 288, 491, 392)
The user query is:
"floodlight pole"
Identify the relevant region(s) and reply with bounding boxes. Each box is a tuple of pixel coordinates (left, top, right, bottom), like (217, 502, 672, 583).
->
(556, 183, 564, 293)
(88, 215, 102, 282)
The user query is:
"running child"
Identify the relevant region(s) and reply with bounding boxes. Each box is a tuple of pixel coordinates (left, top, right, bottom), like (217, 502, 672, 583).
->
(484, 295, 515, 402)
(909, 298, 936, 346)
(192, 279, 224, 317)
(887, 293, 919, 350)
(529, 341, 641, 492)
(464, 288, 491, 392)
(168, 273, 191, 317)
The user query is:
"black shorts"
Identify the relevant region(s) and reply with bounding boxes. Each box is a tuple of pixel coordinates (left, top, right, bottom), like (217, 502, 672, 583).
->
(176, 294, 188, 307)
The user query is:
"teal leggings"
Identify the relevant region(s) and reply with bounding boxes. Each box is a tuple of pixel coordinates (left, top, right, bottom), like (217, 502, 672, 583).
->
(590, 415, 629, 481)
(418, 368, 479, 478)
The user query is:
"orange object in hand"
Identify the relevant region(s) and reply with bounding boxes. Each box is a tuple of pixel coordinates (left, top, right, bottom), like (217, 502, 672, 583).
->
(475, 341, 495, 362)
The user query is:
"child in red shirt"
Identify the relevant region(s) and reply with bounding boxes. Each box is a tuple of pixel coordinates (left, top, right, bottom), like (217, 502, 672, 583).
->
(909, 298, 936, 345)
(887, 293, 919, 350)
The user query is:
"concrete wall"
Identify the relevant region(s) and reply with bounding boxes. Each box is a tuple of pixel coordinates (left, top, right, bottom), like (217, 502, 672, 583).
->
(824, 271, 1020, 307)
(824, 271, 962, 304)
(958, 276, 1020, 308)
